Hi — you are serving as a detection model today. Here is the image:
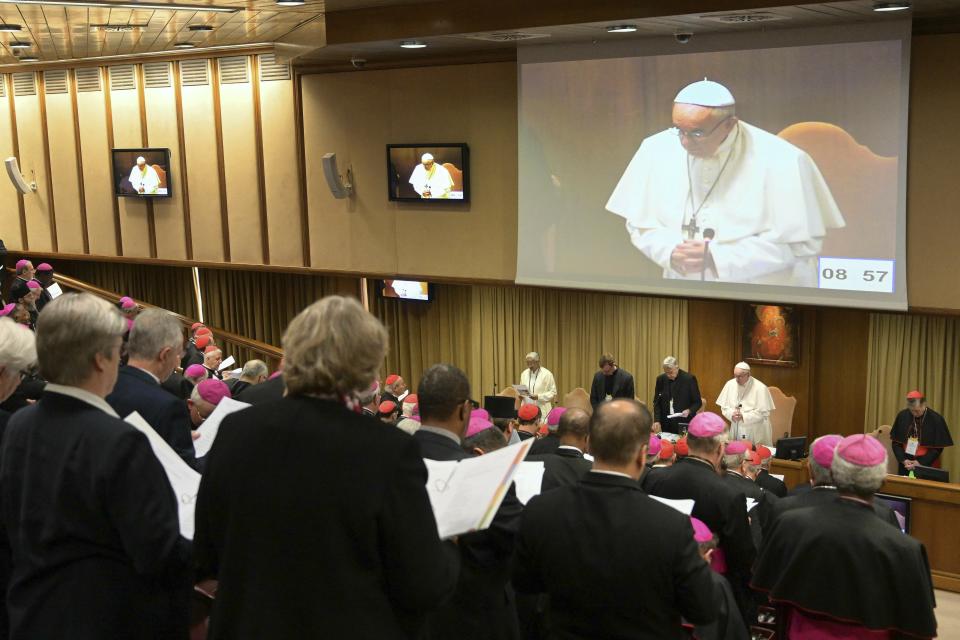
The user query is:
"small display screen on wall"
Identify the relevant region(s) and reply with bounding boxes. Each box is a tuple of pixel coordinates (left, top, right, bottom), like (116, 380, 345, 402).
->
(387, 144, 469, 202)
(112, 148, 173, 198)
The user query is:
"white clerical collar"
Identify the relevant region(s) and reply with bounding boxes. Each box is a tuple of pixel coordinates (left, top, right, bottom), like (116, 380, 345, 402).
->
(590, 469, 634, 480)
(45, 384, 119, 418)
(558, 445, 583, 454)
(128, 365, 160, 385)
(418, 424, 461, 445)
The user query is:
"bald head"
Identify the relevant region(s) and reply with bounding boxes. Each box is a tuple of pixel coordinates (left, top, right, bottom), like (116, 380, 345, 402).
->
(589, 400, 652, 466)
(557, 408, 590, 449)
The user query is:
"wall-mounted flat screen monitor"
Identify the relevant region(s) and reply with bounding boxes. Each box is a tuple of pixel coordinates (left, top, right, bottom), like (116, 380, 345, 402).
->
(381, 279, 431, 302)
(387, 144, 469, 202)
(112, 148, 172, 198)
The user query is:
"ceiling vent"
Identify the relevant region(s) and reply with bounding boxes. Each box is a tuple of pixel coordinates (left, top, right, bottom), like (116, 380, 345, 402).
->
(460, 31, 551, 42)
(699, 12, 789, 24)
(90, 24, 147, 32)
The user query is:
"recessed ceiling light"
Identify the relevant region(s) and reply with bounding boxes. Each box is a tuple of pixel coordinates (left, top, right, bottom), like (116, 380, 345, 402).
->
(18, 55, 38, 62)
(872, 1, 910, 11)
(0, 0, 237, 13)
(606, 25, 638, 33)
(9, 41, 30, 49)
(188, 24, 214, 32)
(0, 23, 22, 32)
(275, 0, 305, 6)
(173, 42, 196, 49)
(400, 40, 426, 49)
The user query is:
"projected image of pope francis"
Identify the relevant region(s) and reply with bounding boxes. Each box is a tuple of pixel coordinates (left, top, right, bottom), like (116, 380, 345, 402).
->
(605, 80, 845, 286)
(128, 156, 161, 195)
(409, 153, 454, 199)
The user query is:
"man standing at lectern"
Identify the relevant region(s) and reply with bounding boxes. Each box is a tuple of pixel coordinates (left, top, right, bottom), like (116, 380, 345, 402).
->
(652, 356, 701, 434)
(891, 390, 953, 476)
(717, 362, 775, 445)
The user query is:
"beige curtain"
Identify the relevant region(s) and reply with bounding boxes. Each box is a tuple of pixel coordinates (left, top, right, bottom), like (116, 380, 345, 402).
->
(370, 282, 688, 403)
(55, 259, 198, 318)
(865, 313, 960, 480)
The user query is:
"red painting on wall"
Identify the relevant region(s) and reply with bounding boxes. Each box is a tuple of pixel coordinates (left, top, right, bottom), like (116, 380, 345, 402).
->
(741, 304, 800, 367)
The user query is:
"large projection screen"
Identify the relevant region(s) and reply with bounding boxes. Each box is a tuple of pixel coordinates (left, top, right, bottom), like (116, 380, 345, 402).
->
(517, 23, 910, 310)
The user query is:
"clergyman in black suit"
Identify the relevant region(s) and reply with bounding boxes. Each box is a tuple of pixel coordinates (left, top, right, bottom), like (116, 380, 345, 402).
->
(652, 356, 702, 434)
(194, 296, 458, 639)
(106, 308, 197, 470)
(413, 363, 523, 640)
(589, 353, 636, 408)
(527, 408, 592, 492)
(513, 399, 718, 638)
(0, 293, 191, 640)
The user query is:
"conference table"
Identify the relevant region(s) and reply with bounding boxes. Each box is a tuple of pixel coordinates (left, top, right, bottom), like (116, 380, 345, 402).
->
(771, 459, 960, 593)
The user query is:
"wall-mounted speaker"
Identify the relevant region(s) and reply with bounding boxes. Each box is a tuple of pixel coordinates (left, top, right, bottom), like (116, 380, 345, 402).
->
(322, 152, 353, 199)
(4, 157, 36, 194)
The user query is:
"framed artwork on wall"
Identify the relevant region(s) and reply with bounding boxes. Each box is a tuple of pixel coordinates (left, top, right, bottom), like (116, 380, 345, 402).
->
(741, 304, 801, 367)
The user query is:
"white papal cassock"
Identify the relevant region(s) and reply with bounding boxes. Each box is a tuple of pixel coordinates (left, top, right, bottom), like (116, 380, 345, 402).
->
(129, 164, 161, 195)
(409, 163, 454, 198)
(519, 366, 558, 424)
(717, 376, 776, 445)
(605, 120, 845, 286)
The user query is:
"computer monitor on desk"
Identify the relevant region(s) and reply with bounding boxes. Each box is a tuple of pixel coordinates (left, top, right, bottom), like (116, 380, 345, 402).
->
(913, 465, 950, 483)
(774, 436, 806, 461)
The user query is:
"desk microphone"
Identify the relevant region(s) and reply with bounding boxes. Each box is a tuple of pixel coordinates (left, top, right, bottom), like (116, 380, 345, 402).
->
(702, 228, 716, 282)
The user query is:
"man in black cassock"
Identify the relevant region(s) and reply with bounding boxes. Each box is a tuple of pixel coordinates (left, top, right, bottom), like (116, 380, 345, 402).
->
(526, 408, 592, 492)
(652, 356, 701, 434)
(589, 353, 635, 408)
(752, 434, 937, 639)
(753, 445, 787, 497)
(891, 390, 953, 476)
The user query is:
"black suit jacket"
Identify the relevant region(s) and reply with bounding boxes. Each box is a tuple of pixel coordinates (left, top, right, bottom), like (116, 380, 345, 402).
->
(0, 392, 190, 640)
(160, 372, 194, 401)
(234, 375, 284, 405)
(195, 397, 459, 639)
(768, 486, 901, 529)
(514, 472, 718, 639)
(528, 432, 560, 456)
(652, 370, 702, 430)
(756, 469, 788, 498)
(414, 429, 523, 640)
(106, 366, 197, 470)
(589, 368, 635, 407)
(643, 457, 755, 580)
(528, 447, 592, 492)
(179, 343, 202, 370)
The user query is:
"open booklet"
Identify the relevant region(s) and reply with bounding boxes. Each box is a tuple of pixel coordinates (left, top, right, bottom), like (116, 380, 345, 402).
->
(192, 397, 251, 458)
(124, 412, 201, 540)
(424, 438, 534, 539)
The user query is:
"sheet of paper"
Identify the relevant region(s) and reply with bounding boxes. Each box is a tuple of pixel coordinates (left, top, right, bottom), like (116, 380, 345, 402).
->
(397, 390, 409, 402)
(192, 397, 251, 458)
(512, 384, 529, 395)
(217, 355, 236, 372)
(651, 495, 695, 515)
(771, 474, 785, 482)
(667, 412, 685, 419)
(583, 453, 594, 462)
(125, 411, 201, 540)
(767, 447, 777, 458)
(46, 282, 64, 299)
(746, 497, 759, 512)
(424, 438, 533, 539)
(513, 461, 545, 505)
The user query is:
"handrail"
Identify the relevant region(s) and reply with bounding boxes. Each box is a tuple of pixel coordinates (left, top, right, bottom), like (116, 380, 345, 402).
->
(47, 272, 284, 361)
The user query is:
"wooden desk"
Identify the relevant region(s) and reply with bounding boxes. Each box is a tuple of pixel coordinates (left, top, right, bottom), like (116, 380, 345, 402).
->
(877, 475, 960, 593)
(770, 458, 809, 490)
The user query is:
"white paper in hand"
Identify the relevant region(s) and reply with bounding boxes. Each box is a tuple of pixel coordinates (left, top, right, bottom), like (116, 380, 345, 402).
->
(192, 397, 250, 458)
(217, 355, 236, 372)
(513, 461, 545, 505)
(124, 411, 201, 540)
(746, 497, 759, 512)
(46, 282, 64, 299)
(650, 495, 695, 515)
(424, 438, 533, 539)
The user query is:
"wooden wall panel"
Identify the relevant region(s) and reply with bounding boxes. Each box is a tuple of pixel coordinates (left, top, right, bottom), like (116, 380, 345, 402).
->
(144, 81, 188, 260)
(76, 85, 117, 256)
(13, 83, 54, 252)
(688, 299, 737, 415)
(180, 80, 224, 263)
(218, 66, 263, 265)
(813, 307, 869, 438)
(110, 86, 151, 257)
(259, 76, 302, 267)
(44, 90, 85, 253)
(0, 78, 21, 251)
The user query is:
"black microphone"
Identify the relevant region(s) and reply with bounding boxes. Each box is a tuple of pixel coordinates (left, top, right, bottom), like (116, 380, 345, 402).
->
(702, 228, 716, 282)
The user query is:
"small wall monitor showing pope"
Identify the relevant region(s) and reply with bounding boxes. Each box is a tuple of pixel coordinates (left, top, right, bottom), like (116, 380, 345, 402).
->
(112, 148, 172, 198)
(387, 144, 469, 202)
(517, 24, 910, 310)
(381, 279, 431, 302)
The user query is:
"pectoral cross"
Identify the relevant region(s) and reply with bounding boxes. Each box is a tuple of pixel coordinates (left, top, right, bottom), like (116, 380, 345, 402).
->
(681, 217, 700, 240)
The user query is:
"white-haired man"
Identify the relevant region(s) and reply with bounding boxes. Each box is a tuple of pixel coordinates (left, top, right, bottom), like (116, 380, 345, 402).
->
(409, 153, 454, 199)
(0, 294, 190, 638)
(652, 355, 702, 434)
(753, 434, 937, 639)
(226, 359, 268, 397)
(519, 351, 557, 422)
(128, 156, 161, 195)
(606, 79, 844, 286)
(0, 318, 36, 432)
(716, 361, 775, 445)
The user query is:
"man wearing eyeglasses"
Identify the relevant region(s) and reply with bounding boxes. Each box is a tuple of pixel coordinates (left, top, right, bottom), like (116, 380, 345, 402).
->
(606, 79, 845, 286)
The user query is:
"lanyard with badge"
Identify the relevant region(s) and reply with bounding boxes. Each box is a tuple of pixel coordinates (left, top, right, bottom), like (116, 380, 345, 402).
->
(906, 415, 923, 456)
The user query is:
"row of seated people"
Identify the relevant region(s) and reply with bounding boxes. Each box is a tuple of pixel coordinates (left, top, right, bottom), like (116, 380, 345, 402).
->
(0, 292, 939, 639)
